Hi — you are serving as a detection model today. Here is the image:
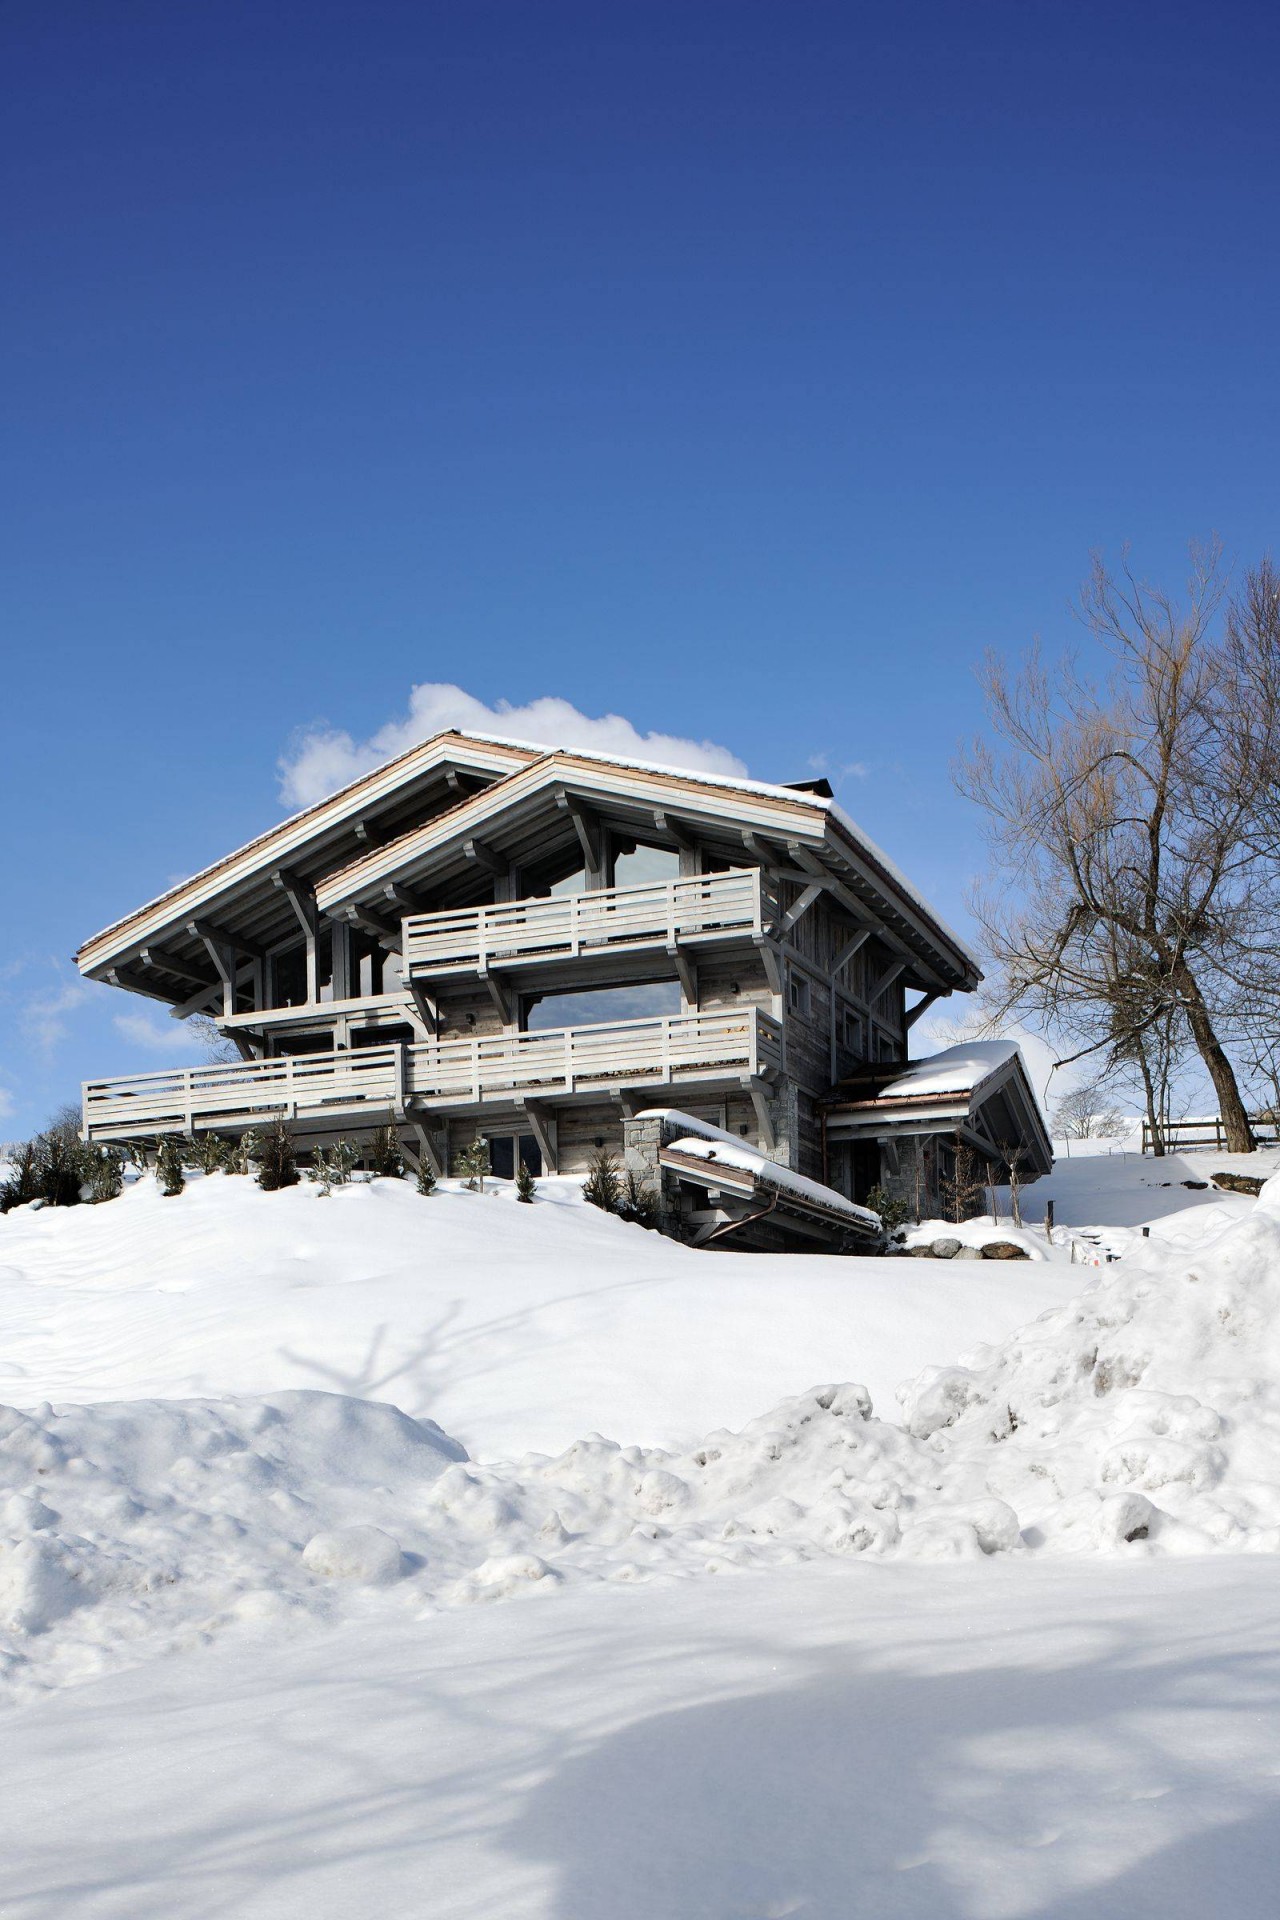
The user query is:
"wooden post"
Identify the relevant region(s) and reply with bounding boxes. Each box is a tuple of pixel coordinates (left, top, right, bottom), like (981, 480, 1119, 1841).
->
(1045, 1198, 1054, 1239)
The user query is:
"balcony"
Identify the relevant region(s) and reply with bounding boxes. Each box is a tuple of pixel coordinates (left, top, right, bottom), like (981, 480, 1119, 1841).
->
(82, 1008, 784, 1140)
(402, 869, 771, 980)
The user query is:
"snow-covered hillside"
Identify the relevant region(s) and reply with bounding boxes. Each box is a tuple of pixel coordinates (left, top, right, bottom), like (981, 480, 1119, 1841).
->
(7, 1152, 1280, 1915)
(0, 1171, 1073, 1455)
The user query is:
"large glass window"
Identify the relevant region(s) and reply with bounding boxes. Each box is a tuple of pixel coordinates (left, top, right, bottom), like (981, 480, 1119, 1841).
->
(525, 981, 681, 1031)
(613, 844, 679, 888)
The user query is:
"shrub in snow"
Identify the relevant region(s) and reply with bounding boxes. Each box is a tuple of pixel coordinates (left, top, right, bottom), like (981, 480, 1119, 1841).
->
(302, 1526, 404, 1586)
(256, 1118, 299, 1192)
(617, 1167, 657, 1227)
(187, 1133, 229, 1177)
(515, 1159, 535, 1203)
(457, 1134, 491, 1192)
(85, 1144, 124, 1204)
(0, 1141, 39, 1213)
(225, 1129, 260, 1176)
(415, 1158, 438, 1196)
(368, 1125, 405, 1180)
(582, 1148, 621, 1213)
(155, 1137, 185, 1198)
(865, 1182, 911, 1233)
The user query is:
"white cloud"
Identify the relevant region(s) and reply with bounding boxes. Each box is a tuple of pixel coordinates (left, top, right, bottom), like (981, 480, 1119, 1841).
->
(21, 973, 92, 1055)
(807, 751, 869, 787)
(0, 1087, 14, 1122)
(114, 1011, 195, 1055)
(278, 684, 749, 810)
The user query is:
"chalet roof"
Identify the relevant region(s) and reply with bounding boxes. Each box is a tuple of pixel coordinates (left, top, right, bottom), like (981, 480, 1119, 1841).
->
(314, 739, 980, 991)
(75, 732, 535, 978)
(75, 727, 980, 1001)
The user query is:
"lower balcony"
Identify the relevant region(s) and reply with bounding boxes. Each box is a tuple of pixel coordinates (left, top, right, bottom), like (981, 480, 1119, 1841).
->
(82, 1008, 784, 1141)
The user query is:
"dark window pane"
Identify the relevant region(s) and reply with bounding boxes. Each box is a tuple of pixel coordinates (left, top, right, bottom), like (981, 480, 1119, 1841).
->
(526, 981, 681, 1031)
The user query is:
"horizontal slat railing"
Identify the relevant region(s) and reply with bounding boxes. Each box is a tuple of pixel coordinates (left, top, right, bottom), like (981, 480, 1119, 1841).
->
(403, 870, 768, 976)
(82, 1012, 782, 1139)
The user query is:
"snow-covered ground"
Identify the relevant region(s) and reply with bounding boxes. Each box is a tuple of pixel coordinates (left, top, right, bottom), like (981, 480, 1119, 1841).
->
(0, 1171, 1072, 1455)
(5, 1146, 1280, 1914)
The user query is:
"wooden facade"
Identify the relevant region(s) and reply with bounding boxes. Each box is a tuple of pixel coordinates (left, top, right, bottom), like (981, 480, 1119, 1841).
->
(77, 730, 985, 1227)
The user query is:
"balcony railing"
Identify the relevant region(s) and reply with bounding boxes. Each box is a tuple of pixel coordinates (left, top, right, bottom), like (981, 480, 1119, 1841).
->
(402, 869, 770, 978)
(82, 1008, 783, 1139)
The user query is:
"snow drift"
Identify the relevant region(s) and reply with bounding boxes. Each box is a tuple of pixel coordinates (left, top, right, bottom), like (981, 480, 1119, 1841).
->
(8, 1170, 1280, 1702)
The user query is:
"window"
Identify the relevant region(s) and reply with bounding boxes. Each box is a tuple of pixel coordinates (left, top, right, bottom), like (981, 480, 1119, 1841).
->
(787, 971, 812, 1019)
(525, 981, 682, 1031)
(841, 1008, 865, 1055)
(486, 1133, 542, 1180)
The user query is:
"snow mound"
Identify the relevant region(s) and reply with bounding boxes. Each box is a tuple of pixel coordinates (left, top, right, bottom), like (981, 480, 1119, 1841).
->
(0, 1390, 464, 1697)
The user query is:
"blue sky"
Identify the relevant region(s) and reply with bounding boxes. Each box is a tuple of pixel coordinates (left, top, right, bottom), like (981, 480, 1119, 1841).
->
(2, 0, 1278, 1135)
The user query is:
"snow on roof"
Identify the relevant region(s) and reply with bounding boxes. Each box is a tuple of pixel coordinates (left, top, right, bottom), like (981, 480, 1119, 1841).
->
(644, 1108, 881, 1229)
(875, 1040, 1023, 1102)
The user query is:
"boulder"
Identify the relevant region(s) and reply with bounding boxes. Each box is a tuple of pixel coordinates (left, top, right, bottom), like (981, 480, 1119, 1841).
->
(1210, 1171, 1266, 1197)
(953, 1245, 985, 1260)
(980, 1240, 1030, 1261)
(929, 1237, 962, 1260)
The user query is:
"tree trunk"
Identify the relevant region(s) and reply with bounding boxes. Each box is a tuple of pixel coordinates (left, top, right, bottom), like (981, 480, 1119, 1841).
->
(1171, 958, 1256, 1153)
(1134, 1041, 1164, 1156)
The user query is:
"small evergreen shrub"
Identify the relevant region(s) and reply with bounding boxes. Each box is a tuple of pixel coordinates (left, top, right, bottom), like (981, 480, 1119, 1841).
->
(368, 1125, 405, 1179)
(226, 1129, 260, 1175)
(0, 1141, 40, 1213)
(329, 1139, 358, 1185)
(458, 1135, 491, 1192)
(617, 1167, 658, 1228)
(187, 1133, 230, 1176)
(257, 1117, 299, 1191)
(416, 1158, 438, 1197)
(515, 1158, 536, 1203)
(582, 1148, 622, 1213)
(307, 1146, 333, 1195)
(85, 1144, 125, 1204)
(864, 1182, 911, 1232)
(156, 1136, 186, 1198)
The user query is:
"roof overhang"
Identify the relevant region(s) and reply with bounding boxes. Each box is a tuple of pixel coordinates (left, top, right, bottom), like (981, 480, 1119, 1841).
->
(316, 750, 980, 994)
(825, 1048, 1053, 1177)
(75, 733, 536, 1000)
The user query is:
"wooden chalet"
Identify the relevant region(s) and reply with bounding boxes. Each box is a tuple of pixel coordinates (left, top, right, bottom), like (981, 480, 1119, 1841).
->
(76, 727, 1047, 1246)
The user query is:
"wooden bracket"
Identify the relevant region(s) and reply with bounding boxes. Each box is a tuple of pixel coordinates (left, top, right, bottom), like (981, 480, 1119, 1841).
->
(748, 1076, 776, 1149)
(515, 1097, 559, 1172)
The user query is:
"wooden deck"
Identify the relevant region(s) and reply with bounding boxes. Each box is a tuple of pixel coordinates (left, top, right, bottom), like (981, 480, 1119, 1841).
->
(402, 870, 770, 978)
(82, 1008, 784, 1139)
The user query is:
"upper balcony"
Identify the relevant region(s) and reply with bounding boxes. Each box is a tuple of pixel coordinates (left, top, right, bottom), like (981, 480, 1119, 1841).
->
(402, 868, 772, 981)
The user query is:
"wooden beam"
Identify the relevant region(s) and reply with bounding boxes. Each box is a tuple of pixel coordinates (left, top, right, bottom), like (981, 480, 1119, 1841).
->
(752, 936, 783, 997)
(383, 881, 425, 914)
(747, 1077, 777, 1150)
(271, 870, 318, 939)
(867, 959, 907, 1007)
(104, 966, 180, 1006)
(337, 902, 403, 951)
(515, 1097, 559, 1173)
(187, 919, 267, 963)
(667, 941, 698, 1008)
(408, 1120, 444, 1178)
(406, 979, 440, 1035)
(139, 946, 218, 989)
(352, 819, 387, 847)
(463, 837, 510, 877)
(780, 882, 824, 935)
(555, 790, 604, 879)
(832, 928, 872, 976)
(905, 986, 947, 1030)
(652, 808, 700, 854)
(483, 973, 514, 1026)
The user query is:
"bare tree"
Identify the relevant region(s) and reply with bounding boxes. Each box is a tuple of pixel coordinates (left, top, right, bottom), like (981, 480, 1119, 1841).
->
(959, 545, 1271, 1153)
